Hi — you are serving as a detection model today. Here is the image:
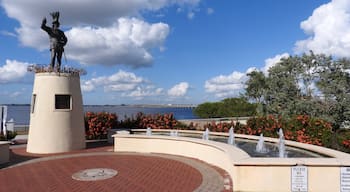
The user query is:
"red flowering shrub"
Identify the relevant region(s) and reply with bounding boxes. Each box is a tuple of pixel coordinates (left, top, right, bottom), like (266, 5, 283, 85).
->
(137, 113, 179, 129)
(202, 120, 244, 133)
(343, 140, 350, 148)
(84, 111, 338, 150)
(200, 115, 333, 147)
(84, 112, 186, 139)
(239, 115, 332, 146)
(286, 115, 332, 146)
(85, 112, 117, 140)
(337, 129, 350, 152)
(203, 120, 238, 132)
(236, 115, 282, 137)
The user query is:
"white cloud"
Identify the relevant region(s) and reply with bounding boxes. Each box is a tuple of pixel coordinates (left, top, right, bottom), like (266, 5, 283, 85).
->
(105, 84, 138, 92)
(81, 70, 164, 100)
(81, 81, 95, 92)
(108, 70, 144, 83)
(262, 53, 289, 75)
(81, 70, 145, 92)
(0, 60, 30, 83)
(9, 91, 22, 98)
(207, 8, 214, 15)
(168, 82, 189, 97)
(204, 53, 290, 98)
(0, 30, 16, 37)
(1, 0, 201, 27)
(66, 18, 169, 67)
(124, 86, 163, 99)
(0, 0, 200, 67)
(204, 70, 248, 98)
(187, 12, 195, 19)
(294, 0, 350, 57)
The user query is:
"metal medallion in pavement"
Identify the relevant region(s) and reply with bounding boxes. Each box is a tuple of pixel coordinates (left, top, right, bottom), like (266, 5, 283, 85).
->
(72, 168, 118, 181)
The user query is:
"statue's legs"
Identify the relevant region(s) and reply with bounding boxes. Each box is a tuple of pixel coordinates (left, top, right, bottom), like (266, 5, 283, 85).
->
(50, 50, 56, 69)
(57, 51, 63, 71)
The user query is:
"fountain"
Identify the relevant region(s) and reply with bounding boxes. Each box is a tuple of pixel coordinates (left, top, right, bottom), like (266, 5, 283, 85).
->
(117, 128, 350, 192)
(134, 128, 326, 158)
(170, 130, 178, 137)
(227, 127, 235, 145)
(255, 133, 269, 153)
(278, 128, 286, 158)
(202, 128, 209, 140)
(146, 127, 152, 136)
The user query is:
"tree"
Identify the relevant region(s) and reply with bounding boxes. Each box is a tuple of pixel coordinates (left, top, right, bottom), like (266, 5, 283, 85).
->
(316, 57, 350, 130)
(245, 70, 267, 115)
(265, 56, 302, 116)
(194, 102, 220, 118)
(218, 97, 257, 117)
(194, 98, 257, 118)
(294, 52, 328, 117)
(245, 70, 267, 104)
(299, 51, 318, 98)
(244, 52, 350, 130)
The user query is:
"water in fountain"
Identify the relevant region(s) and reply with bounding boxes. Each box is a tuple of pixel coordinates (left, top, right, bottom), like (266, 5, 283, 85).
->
(170, 130, 178, 137)
(278, 128, 286, 158)
(255, 133, 269, 153)
(202, 128, 209, 140)
(227, 127, 235, 145)
(146, 127, 152, 136)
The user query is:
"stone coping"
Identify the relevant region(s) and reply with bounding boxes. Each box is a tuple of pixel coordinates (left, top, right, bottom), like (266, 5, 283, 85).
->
(114, 134, 251, 160)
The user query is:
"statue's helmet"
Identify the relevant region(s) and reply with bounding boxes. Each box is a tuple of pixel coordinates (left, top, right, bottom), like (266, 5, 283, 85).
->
(50, 11, 60, 25)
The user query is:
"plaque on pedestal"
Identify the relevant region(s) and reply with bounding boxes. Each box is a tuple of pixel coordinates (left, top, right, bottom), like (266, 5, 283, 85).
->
(291, 165, 308, 192)
(341, 167, 350, 192)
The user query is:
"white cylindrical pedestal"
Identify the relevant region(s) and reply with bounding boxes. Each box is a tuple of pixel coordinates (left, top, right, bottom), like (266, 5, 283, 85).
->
(27, 72, 86, 154)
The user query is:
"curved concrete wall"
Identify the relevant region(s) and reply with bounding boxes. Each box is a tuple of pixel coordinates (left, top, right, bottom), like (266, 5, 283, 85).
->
(0, 141, 10, 164)
(27, 73, 85, 154)
(113, 134, 250, 190)
(116, 130, 350, 192)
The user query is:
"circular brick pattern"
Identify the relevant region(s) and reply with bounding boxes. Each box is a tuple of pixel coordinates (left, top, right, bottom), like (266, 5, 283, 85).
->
(0, 154, 203, 192)
(3, 145, 232, 192)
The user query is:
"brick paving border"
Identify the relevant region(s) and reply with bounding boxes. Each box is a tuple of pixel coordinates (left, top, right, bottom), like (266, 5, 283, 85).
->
(2, 148, 232, 192)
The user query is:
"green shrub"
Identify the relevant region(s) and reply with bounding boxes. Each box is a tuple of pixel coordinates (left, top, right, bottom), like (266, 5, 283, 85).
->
(194, 97, 257, 118)
(0, 131, 17, 141)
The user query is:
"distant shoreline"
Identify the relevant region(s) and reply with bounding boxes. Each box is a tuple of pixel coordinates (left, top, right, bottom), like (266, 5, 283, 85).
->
(3, 104, 197, 108)
(6, 105, 198, 125)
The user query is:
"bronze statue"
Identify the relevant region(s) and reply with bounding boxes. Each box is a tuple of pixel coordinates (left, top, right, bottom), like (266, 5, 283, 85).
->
(41, 12, 67, 71)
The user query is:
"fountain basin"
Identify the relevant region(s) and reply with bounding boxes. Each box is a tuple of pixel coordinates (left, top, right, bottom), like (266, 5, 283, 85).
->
(114, 129, 350, 192)
(212, 137, 327, 158)
(131, 129, 329, 158)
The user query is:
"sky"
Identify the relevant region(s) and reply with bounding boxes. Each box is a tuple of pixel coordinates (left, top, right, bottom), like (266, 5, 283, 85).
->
(1, 0, 349, 105)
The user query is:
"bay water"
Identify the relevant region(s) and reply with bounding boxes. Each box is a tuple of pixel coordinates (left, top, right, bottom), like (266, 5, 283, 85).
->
(6, 105, 198, 125)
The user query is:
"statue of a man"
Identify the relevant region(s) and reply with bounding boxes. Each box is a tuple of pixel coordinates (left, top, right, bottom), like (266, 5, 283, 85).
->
(41, 12, 67, 71)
